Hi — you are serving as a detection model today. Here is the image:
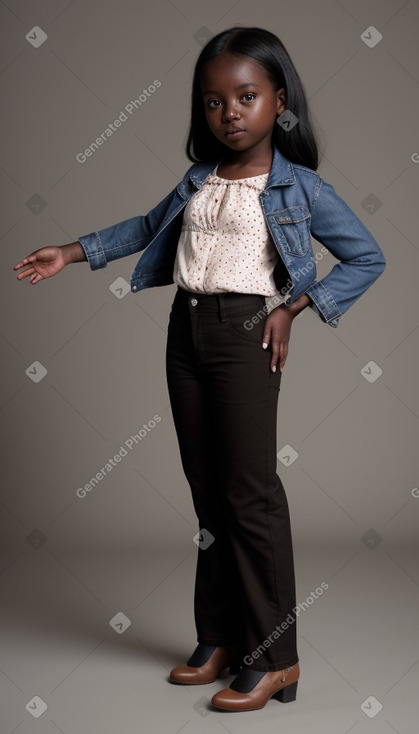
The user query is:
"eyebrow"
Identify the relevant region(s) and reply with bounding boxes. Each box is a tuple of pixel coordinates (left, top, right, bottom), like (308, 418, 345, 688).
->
(202, 82, 261, 95)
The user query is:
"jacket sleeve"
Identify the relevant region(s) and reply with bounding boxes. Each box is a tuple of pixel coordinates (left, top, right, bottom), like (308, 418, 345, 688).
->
(305, 179, 386, 327)
(77, 184, 181, 270)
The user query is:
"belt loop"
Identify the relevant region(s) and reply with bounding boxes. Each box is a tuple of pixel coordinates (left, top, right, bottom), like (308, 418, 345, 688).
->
(217, 294, 226, 322)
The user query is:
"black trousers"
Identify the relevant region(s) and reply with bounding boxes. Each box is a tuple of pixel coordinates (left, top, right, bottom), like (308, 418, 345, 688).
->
(165, 286, 299, 672)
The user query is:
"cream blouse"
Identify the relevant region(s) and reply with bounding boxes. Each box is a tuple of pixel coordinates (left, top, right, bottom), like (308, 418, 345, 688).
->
(173, 164, 281, 296)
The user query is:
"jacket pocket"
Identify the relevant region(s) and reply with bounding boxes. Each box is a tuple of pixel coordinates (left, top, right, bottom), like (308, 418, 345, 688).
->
(274, 206, 311, 257)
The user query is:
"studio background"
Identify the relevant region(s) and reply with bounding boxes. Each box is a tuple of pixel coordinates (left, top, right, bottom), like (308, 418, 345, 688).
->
(1, 1, 418, 732)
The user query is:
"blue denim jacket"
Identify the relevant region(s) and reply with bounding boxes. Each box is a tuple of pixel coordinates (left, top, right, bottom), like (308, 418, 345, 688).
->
(78, 145, 386, 327)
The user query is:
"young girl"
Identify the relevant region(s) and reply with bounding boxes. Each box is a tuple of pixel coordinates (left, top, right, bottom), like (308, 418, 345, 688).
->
(14, 26, 386, 712)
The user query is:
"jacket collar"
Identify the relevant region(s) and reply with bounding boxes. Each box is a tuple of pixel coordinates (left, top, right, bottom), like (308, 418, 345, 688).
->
(188, 144, 296, 189)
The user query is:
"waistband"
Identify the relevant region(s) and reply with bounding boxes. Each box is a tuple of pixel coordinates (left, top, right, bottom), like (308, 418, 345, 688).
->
(173, 286, 267, 320)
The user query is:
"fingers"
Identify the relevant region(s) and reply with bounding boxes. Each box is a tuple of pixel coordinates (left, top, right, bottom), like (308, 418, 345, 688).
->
(278, 344, 288, 372)
(262, 330, 288, 373)
(262, 333, 280, 373)
(16, 266, 35, 280)
(15, 265, 44, 283)
(270, 340, 285, 373)
(271, 342, 288, 372)
(14, 254, 37, 270)
(14, 255, 38, 280)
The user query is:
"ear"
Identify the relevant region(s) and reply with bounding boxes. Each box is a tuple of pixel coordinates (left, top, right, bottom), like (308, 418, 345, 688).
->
(276, 87, 286, 116)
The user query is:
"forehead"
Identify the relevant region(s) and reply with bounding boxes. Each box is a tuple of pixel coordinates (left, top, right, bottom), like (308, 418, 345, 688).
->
(200, 54, 270, 93)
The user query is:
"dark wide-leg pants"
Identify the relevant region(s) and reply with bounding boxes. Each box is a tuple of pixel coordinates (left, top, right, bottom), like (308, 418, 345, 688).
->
(165, 286, 299, 672)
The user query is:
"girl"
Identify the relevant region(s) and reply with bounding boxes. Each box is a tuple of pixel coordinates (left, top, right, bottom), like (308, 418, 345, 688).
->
(14, 26, 386, 712)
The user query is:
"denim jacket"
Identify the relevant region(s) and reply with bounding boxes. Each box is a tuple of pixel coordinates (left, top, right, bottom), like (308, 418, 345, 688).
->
(78, 145, 386, 328)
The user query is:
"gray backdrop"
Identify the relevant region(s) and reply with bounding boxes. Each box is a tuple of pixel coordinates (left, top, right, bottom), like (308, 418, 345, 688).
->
(1, 1, 418, 732)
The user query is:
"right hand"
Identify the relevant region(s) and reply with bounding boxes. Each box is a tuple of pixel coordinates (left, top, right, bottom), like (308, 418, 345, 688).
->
(14, 246, 70, 284)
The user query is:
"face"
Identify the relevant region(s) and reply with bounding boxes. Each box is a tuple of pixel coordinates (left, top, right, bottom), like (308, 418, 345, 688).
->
(199, 52, 286, 158)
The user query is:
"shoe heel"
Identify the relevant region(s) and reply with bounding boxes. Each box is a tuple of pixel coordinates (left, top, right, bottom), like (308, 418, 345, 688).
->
(272, 680, 298, 703)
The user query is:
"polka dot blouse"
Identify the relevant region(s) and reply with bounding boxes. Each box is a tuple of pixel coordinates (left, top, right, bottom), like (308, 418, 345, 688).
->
(173, 163, 281, 296)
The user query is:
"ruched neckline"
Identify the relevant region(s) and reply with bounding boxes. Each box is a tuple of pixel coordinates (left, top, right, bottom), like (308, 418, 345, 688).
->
(210, 163, 270, 185)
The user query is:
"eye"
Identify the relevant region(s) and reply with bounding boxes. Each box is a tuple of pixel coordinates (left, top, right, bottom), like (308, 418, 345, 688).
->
(206, 93, 256, 110)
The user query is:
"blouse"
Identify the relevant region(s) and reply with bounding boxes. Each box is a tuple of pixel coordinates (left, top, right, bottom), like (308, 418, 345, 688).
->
(173, 163, 282, 296)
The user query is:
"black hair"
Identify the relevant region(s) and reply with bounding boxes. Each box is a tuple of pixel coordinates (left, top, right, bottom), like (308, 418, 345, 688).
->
(185, 26, 322, 171)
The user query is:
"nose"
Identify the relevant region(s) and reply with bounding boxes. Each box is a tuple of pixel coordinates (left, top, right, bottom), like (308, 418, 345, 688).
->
(223, 100, 240, 121)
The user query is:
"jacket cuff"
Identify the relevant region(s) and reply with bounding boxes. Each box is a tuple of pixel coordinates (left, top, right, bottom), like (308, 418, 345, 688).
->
(305, 281, 341, 328)
(77, 232, 108, 271)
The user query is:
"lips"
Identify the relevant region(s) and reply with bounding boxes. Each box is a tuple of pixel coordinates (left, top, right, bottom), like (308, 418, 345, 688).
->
(226, 127, 244, 135)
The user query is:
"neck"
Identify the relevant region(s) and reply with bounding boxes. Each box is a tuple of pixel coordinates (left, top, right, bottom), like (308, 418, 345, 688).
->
(222, 140, 274, 172)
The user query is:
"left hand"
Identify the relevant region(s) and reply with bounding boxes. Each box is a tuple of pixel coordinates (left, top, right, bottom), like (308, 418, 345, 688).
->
(262, 305, 295, 373)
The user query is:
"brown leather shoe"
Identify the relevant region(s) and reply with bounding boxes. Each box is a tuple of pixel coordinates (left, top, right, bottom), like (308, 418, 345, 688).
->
(169, 643, 242, 685)
(211, 662, 300, 711)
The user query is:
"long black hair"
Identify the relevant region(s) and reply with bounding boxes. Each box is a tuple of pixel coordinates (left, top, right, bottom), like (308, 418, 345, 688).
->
(185, 26, 322, 171)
